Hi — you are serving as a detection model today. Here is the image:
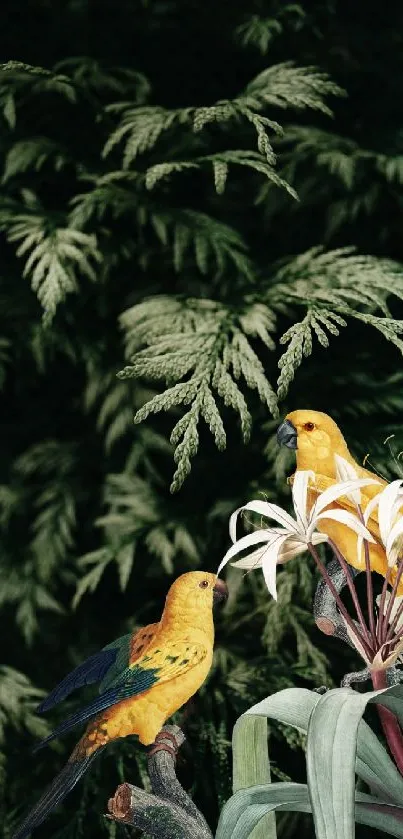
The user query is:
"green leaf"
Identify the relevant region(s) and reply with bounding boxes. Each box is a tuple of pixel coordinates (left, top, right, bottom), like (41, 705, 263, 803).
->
(232, 716, 276, 839)
(216, 782, 403, 839)
(216, 782, 309, 839)
(307, 686, 403, 839)
(242, 687, 403, 806)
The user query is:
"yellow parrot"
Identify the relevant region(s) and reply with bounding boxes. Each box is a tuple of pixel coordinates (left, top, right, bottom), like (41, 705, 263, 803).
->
(276, 409, 403, 594)
(13, 571, 228, 839)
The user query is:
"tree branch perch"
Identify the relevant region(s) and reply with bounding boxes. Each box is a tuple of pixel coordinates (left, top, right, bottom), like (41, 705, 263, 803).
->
(106, 725, 213, 839)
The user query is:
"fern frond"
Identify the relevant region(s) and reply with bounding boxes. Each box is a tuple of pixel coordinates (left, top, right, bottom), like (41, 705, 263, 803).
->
(55, 57, 150, 102)
(270, 247, 403, 397)
(118, 297, 278, 490)
(0, 61, 77, 106)
(103, 105, 192, 165)
(242, 62, 345, 115)
(145, 149, 297, 198)
(3, 138, 71, 182)
(235, 7, 306, 54)
(0, 207, 101, 320)
(0, 667, 49, 743)
(74, 473, 199, 602)
(69, 171, 141, 227)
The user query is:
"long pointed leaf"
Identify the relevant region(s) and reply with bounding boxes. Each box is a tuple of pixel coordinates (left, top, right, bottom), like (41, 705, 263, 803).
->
(232, 716, 276, 839)
(242, 687, 403, 804)
(216, 782, 403, 839)
(307, 685, 403, 839)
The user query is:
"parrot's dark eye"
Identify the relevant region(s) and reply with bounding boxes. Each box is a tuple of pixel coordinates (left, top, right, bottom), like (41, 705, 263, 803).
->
(304, 422, 315, 431)
(199, 580, 209, 589)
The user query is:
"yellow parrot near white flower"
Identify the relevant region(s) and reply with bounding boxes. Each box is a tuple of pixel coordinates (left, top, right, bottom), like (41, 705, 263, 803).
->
(276, 409, 403, 594)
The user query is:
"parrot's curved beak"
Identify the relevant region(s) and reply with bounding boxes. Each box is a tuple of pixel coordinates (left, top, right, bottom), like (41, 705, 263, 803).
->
(213, 578, 228, 604)
(277, 419, 298, 449)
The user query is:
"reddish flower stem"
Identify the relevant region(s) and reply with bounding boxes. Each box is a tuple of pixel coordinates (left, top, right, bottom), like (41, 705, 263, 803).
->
(385, 595, 403, 644)
(371, 669, 403, 776)
(377, 566, 394, 644)
(382, 560, 403, 643)
(328, 537, 373, 647)
(357, 508, 377, 644)
(308, 544, 374, 660)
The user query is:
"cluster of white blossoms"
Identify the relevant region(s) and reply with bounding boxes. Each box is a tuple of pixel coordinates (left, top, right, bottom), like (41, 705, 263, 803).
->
(218, 456, 403, 671)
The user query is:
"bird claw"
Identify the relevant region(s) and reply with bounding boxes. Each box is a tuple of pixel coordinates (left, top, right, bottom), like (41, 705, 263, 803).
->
(313, 685, 328, 694)
(148, 730, 180, 759)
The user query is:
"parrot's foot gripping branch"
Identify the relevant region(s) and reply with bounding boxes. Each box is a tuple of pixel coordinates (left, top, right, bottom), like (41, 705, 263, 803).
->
(107, 724, 213, 839)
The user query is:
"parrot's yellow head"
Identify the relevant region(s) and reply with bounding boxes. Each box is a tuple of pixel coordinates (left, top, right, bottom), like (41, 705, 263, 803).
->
(276, 409, 350, 475)
(162, 571, 228, 628)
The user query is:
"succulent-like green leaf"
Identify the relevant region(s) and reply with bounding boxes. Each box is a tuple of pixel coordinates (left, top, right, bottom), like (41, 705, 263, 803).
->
(216, 782, 403, 839)
(232, 716, 276, 839)
(242, 687, 403, 804)
(307, 685, 403, 839)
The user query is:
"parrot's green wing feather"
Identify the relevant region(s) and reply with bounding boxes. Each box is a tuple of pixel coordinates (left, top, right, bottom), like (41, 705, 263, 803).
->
(100, 621, 160, 691)
(98, 634, 132, 693)
(33, 639, 208, 751)
(36, 633, 132, 713)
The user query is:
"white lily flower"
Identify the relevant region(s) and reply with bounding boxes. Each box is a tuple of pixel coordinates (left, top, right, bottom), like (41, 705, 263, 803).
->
(357, 479, 403, 567)
(334, 454, 361, 505)
(217, 470, 376, 600)
(342, 615, 403, 671)
(376, 592, 403, 633)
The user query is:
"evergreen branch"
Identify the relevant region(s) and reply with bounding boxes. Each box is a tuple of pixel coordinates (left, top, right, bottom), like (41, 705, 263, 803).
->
(0, 207, 102, 320)
(270, 246, 403, 313)
(270, 247, 403, 398)
(54, 57, 150, 101)
(2, 139, 72, 182)
(103, 62, 342, 180)
(0, 667, 49, 744)
(73, 472, 199, 602)
(235, 8, 306, 55)
(102, 106, 193, 165)
(68, 171, 141, 227)
(0, 61, 77, 108)
(118, 297, 278, 490)
(145, 150, 298, 198)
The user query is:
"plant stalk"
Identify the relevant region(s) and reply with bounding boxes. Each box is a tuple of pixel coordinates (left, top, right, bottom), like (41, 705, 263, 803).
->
(309, 544, 374, 660)
(328, 537, 372, 646)
(357, 508, 377, 643)
(371, 669, 403, 776)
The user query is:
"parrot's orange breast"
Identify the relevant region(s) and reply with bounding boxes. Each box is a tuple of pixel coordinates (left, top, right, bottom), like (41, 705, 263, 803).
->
(73, 645, 213, 756)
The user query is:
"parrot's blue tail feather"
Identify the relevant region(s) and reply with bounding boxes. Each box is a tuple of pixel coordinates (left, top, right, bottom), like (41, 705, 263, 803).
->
(12, 750, 102, 839)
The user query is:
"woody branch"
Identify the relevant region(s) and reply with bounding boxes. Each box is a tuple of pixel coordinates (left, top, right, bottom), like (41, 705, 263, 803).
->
(106, 724, 213, 839)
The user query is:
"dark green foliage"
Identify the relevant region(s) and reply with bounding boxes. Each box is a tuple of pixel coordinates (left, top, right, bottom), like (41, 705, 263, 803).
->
(1, 2, 403, 839)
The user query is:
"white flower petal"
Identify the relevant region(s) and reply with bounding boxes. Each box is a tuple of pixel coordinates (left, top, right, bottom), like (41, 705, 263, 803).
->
(217, 529, 273, 575)
(229, 530, 289, 568)
(385, 518, 403, 567)
(312, 478, 381, 518)
(370, 638, 403, 671)
(341, 615, 371, 666)
(362, 492, 382, 524)
(291, 470, 315, 530)
(378, 480, 403, 546)
(231, 532, 328, 568)
(315, 508, 376, 541)
(376, 592, 403, 632)
(334, 455, 361, 504)
(260, 535, 290, 600)
(231, 546, 271, 569)
(229, 508, 242, 543)
(236, 499, 303, 535)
